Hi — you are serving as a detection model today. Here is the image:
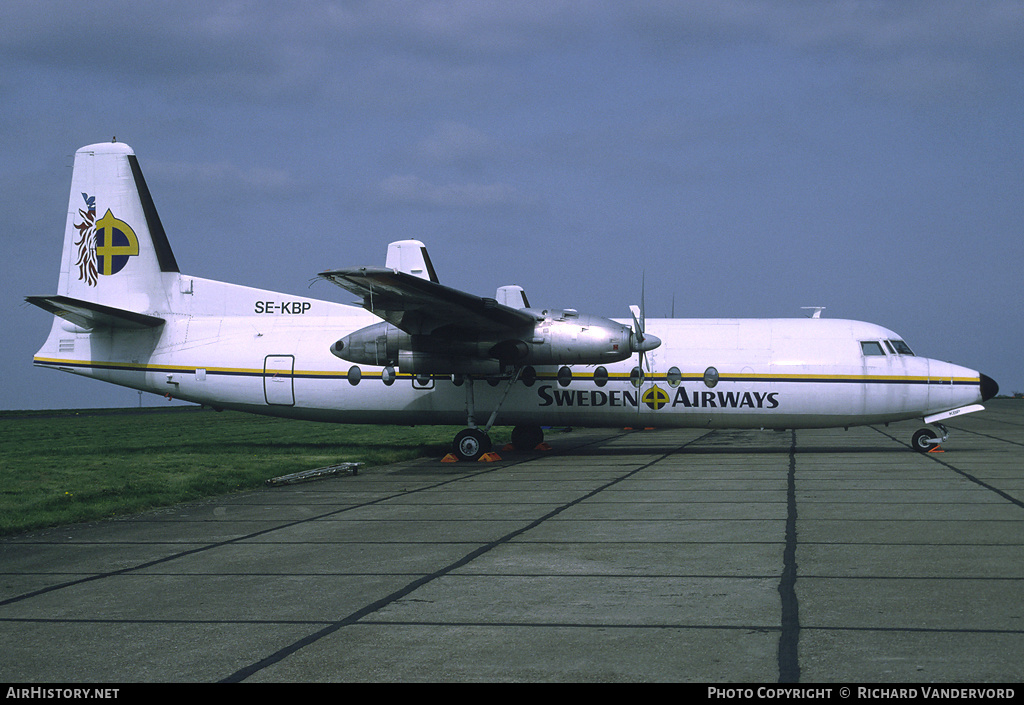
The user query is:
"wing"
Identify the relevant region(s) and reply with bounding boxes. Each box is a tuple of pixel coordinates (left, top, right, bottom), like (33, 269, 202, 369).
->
(319, 267, 537, 335)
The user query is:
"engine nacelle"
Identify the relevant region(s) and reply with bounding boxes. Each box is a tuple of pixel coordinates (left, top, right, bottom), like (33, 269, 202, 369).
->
(331, 322, 405, 367)
(331, 322, 500, 373)
(520, 310, 634, 365)
(330, 309, 651, 374)
(398, 351, 502, 376)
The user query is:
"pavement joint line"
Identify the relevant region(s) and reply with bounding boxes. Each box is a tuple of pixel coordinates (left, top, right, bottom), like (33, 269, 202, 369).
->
(218, 429, 716, 683)
(0, 454, 560, 610)
(4, 406, 1022, 682)
(870, 426, 1024, 510)
(776, 429, 800, 683)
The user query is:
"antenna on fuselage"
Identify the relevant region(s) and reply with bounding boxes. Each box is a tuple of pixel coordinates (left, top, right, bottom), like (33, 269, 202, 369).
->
(801, 306, 826, 319)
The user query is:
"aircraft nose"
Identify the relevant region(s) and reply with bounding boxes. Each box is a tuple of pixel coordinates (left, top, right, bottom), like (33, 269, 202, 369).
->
(980, 373, 999, 402)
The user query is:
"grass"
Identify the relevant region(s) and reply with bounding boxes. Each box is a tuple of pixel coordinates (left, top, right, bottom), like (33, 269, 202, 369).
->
(0, 406, 507, 537)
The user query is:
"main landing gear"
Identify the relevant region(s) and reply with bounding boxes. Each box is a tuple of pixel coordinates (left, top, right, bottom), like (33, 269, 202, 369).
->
(911, 423, 948, 453)
(452, 423, 546, 462)
(453, 427, 491, 461)
(450, 372, 545, 461)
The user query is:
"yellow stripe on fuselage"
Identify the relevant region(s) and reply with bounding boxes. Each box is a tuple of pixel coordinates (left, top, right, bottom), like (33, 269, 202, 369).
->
(33, 356, 977, 385)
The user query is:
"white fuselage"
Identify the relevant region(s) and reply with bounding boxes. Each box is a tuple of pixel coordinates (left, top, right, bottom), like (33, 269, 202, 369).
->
(33, 273, 986, 431)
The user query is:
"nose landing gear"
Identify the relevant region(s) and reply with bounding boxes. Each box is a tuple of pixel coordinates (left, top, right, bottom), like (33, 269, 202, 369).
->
(912, 424, 948, 453)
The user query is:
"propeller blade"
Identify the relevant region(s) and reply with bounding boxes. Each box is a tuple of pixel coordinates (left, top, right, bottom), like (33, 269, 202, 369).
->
(629, 274, 660, 374)
(628, 305, 661, 354)
(629, 305, 644, 344)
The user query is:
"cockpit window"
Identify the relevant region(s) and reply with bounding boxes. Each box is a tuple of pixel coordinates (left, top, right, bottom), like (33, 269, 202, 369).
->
(889, 339, 915, 355)
(860, 341, 886, 356)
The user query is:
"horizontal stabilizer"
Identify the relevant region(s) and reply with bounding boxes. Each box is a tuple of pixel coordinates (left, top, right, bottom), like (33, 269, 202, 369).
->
(26, 295, 165, 330)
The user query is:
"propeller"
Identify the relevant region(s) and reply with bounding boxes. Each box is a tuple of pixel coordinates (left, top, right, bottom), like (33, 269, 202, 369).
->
(628, 275, 661, 380)
(629, 305, 661, 354)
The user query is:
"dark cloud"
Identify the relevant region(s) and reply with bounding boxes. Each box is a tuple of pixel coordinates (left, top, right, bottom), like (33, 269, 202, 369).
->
(3, 0, 1022, 408)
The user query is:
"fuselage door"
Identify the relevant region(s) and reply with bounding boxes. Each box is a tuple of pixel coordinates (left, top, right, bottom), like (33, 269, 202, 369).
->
(264, 355, 295, 406)
(859, 341, 901, 413)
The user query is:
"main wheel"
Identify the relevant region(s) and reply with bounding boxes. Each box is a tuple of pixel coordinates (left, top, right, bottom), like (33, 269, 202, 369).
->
(453, 428, 491, 462)
(511, 424, 544, 451)
(912, 428, 938, 453)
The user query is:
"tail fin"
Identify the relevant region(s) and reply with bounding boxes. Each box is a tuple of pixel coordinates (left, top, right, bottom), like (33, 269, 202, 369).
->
(56, 141, 179, 308)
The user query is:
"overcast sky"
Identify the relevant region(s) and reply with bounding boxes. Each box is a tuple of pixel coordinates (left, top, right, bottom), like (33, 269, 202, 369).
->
(3, 0, 1022, 410)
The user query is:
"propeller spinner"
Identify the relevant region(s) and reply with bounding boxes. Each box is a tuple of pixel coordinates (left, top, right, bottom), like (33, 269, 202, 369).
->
(629, 303, 661, 373)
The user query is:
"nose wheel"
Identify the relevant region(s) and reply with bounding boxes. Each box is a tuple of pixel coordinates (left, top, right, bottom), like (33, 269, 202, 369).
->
(912, 424, 948, 453)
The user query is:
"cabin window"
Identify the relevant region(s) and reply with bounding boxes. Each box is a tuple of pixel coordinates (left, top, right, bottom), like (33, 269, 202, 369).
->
(347, 366, 362, 385)
(667, 367, 682, 387)
(630, 366, 644, 387)
(703, 367, 719, 388)
(593, 366, 609, 387)
(889, 339, 915, 355)
(557, 366, 573, 387)
(860, 341, 886, 356)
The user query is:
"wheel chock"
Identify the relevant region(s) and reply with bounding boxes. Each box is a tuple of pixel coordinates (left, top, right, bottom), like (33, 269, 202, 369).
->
(928, 445, 945, 453)
(441, 453, 460, 463)
(535, 442, 552, 451)
(478, 452, 502, 462)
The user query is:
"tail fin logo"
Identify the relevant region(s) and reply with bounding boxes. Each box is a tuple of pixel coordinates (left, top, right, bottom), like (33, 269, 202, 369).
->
(74, 193, 140, 285)
(74, 193, 98, 286)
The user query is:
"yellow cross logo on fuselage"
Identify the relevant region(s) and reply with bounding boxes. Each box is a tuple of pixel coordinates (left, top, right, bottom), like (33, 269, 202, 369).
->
(642, 384, 670, 410)
(94, 209, 139, 276)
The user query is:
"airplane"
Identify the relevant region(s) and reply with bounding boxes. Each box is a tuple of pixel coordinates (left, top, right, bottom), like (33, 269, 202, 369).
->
(28, 141, 999, 461)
